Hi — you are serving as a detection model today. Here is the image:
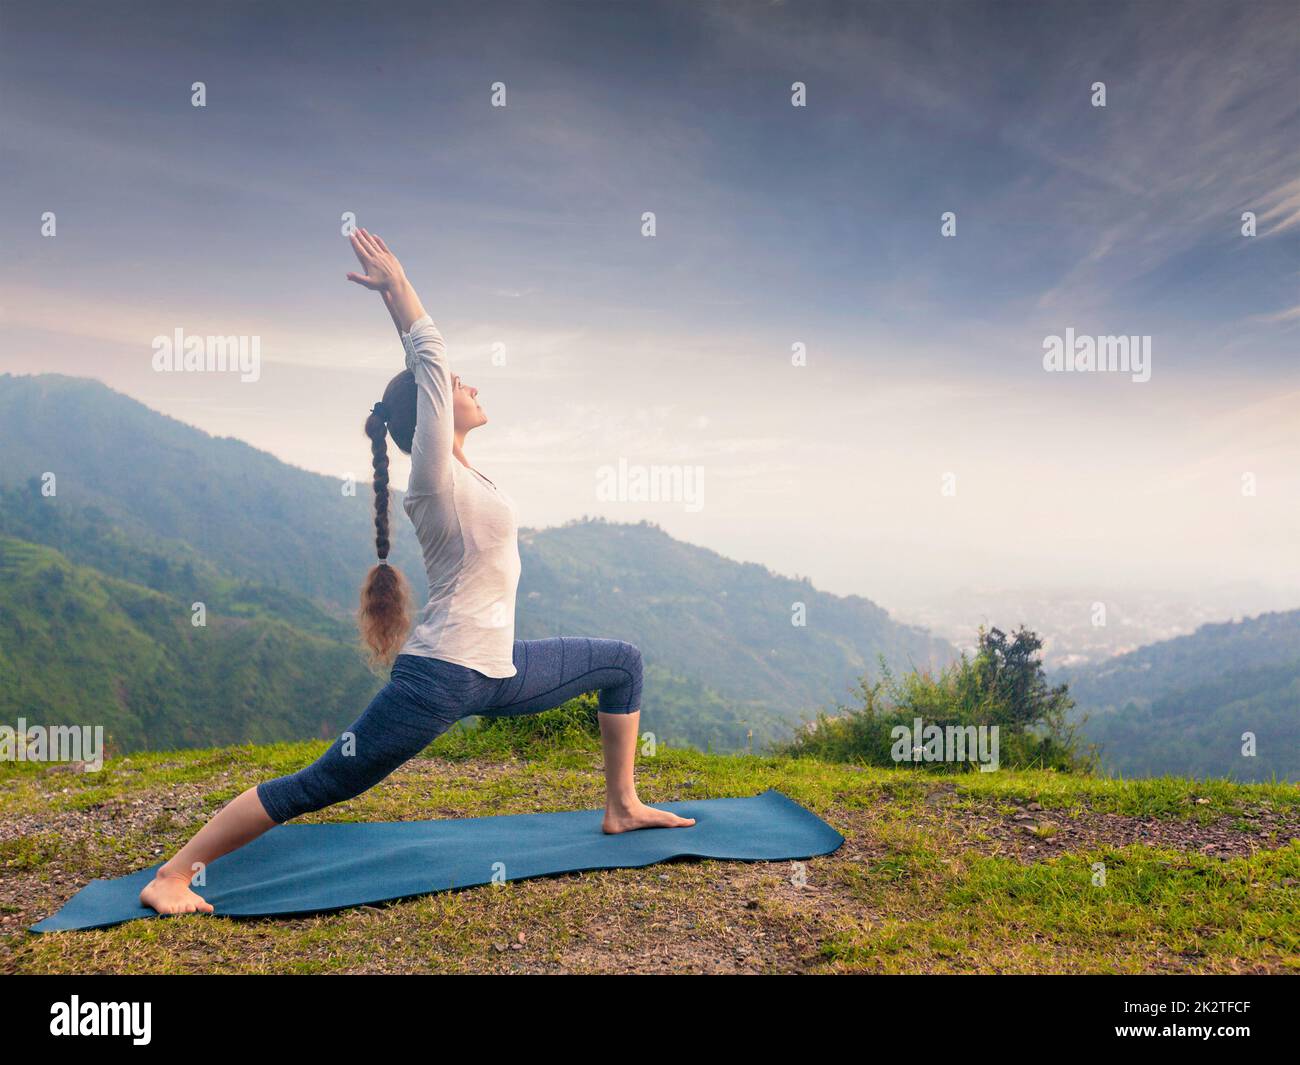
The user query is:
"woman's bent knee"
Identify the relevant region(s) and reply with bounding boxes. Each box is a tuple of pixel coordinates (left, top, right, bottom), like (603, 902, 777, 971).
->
(598, 641, 642, 714)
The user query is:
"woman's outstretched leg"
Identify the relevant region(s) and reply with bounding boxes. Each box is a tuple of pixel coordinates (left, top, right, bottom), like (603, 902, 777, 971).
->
(140, 657, 476, 914)
(482, 637, 695, 834)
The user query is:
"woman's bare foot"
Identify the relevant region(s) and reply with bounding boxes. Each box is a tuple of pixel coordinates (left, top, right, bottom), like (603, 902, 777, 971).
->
(139, 871, 215, 916)
(603, 798, 696, 834)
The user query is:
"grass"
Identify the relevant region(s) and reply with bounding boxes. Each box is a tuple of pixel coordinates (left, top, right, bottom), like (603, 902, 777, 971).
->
(822, 844, 1300, 974)
(3, 723, 1298, 974)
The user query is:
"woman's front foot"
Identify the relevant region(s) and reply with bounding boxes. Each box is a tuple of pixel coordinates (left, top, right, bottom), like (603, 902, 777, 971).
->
(139, 870, 215, 915)
(602, 797, 696, 834)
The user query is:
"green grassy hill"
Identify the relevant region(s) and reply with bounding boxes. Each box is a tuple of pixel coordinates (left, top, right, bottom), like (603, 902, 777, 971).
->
(1075, 663, 1300, 782)
(2, 727, 1297, 974)
(0, 536, 382, 751)
(0, 373, 425, 605)
(1060, 612, 1300, 781)
(1061, 611, 1300, 711)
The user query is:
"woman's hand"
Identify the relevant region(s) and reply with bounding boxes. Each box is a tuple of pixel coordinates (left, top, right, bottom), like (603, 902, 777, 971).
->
(347, 227, 429, 335)
(346, 228, 407, 292)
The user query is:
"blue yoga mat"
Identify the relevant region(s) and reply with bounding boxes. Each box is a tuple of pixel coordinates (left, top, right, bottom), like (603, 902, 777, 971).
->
(31, 789, 842, 932)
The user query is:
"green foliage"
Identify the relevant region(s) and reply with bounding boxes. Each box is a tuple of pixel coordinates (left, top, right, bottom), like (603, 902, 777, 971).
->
(640, 663, 780, 753)
(0, 374, 425, 608)
(0, 486, 354, 640)
(1061, 610, 1300, 781)
(1080, 663, 1300, 782)
(0, 536, 382, 753)
(778, 627, 1095, 773)
(456, 692, 603, 757)
(1061, 609, 1300, 710)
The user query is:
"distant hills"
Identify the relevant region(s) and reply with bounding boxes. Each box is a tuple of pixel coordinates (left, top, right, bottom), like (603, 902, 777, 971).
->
(515, 518, 956, 748)
(0, 536, 379, 751)
(0, 373, 425, 606)
(0, 373, 956, 753)
(1059, 611, 1300, 781)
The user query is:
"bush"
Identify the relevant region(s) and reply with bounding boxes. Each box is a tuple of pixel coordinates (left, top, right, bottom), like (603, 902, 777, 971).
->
(433, 692, 603, 759)
(778, 626, 1095, 773)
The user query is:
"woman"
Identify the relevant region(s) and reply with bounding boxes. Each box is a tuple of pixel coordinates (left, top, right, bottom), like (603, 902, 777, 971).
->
(141, 228, 694, 916)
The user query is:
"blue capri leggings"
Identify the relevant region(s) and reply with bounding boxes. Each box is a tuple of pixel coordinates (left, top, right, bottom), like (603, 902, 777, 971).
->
(256, 637, 642, 824)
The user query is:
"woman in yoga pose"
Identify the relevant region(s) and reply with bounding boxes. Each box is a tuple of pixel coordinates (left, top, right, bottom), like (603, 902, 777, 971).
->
(141, 228, 694, 916)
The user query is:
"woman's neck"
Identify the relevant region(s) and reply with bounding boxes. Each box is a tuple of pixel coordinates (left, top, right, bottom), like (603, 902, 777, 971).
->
(452, 436, 470, 469)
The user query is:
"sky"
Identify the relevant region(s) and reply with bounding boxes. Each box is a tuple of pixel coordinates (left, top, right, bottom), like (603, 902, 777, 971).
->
(2, 0, 1298, 613)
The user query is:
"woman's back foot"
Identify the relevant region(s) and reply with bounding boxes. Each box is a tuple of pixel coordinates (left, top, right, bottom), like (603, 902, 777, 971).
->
(139, 871, 215, 916)
(602, 799, 696, 834)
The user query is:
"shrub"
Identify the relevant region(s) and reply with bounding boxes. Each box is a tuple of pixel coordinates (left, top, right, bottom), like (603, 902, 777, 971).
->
(433, 692, 603, 758)
(778, 626, 1095, 773)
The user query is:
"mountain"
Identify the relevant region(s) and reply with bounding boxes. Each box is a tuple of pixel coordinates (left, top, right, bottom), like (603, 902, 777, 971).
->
(1059, 611, 1300, 781)
(0, 536, 381, 751)
(1075, 662, 1300, 782)
(516, 518, 955, 747)
(1060, 611, 1300, 711)
(0, 373, 426, 609)
(0, 373, 956, 752)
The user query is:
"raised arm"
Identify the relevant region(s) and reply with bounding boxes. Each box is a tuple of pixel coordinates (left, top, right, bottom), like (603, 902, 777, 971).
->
(400, 315, 455, 498)
(347, 228, 452, 499)
(346, 228, 427, 334)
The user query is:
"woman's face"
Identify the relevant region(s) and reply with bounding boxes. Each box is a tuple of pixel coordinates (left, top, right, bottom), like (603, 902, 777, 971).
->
(451, 373, 488, 433)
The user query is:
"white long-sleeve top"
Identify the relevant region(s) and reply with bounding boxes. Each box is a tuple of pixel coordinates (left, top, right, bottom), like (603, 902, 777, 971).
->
(398, 314, 521, 677)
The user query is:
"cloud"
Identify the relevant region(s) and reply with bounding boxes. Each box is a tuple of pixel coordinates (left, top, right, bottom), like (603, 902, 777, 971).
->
(1256, 176, 1300, 237)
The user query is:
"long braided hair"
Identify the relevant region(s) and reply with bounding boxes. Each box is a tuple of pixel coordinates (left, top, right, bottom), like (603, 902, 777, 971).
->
(357, 369, 417, 665)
